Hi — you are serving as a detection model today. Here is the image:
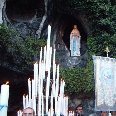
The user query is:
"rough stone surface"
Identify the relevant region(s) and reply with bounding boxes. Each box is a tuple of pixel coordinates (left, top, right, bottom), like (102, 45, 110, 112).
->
(0, 0, 93, 115)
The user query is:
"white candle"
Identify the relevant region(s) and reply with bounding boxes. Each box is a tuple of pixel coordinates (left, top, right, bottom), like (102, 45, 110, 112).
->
(53, 48, 56, 65)
(0, 83, 9, 105)
(46, 25, 51, 71)
(48, 109, 50, 116)
(26, 95, 29, 107)
(49, 47, 52, 69)
(65, 96, 68, 116)
(32, 96, 36, 116)
(45, 70, 50, 113)
(34, 62, 38, 97)
(50, 90, 53, 116)
(56, 65, 59, 97)
(55, 95, 58, 115)
(52, 48, 56, 96)
(46, 96, 48, 114)
(40, 47, 42, 62)
(57, 96, 61, 116)
(38, 89, 41, 115)
(32, 79, 35, 98)
(44, 46, 46, 64)
(17, 110, 22, 116)
(0, 82, 9, 116)
(46, 70, 50, 97)
(28, 78, 31, 102)
(41, 93, 44, 116)
(52, 64, 56, 97)
(48, 25, 51, 47)
(23, 95, 26, 109)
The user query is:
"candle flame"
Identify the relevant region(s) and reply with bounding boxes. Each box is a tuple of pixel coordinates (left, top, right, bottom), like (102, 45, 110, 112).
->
(6, 81, 9, 85)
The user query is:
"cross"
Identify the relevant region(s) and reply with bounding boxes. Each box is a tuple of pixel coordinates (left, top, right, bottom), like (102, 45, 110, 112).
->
(105, 46, 110, 57)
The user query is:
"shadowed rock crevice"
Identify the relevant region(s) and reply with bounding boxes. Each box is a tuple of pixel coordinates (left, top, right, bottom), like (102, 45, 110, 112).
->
(6, 0, 45, 22)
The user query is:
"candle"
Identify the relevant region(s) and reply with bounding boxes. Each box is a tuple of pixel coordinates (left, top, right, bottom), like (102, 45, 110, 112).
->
(46, 25, 51, 71)
(0, 82, 9, 116)
(0, 82, 9, 106)
(48, 47, 52, 69)
(19, 25, 69, 116)
(32, 95, 36, 116)
(47, 25, 51, 52)
(40, 47, 42, 62)
(65, 96, 68, 116)
(41, 93, 44, 116)
(34, 62, 38, 97)
(26, 95, 29, 107)
(50, 90, 53, 116)
(23, 95, 26, 109)
(32, 79, 34, 97)
(17, 110, 22, 116)
(28, 78, 31, 103)
(44, 46, 46, 64)
(45, 70, 50, 113)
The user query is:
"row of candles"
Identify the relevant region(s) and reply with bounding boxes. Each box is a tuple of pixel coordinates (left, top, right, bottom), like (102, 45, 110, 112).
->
(0, 82, 9, 116)
(17, 25, 68, 116)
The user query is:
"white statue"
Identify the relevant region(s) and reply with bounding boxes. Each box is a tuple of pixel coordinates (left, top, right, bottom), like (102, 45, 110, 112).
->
(0, 0, 5, 24)
(70, 25, 81, 56)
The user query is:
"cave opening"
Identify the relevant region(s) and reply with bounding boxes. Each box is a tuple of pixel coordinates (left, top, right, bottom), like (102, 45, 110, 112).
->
(6, 0, 44, 21)
(61, 15, 87, 55)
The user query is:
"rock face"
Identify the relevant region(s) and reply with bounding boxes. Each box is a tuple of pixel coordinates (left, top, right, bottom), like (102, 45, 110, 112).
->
(3, 0, 91, 69)
(0, 0, 5, 23)
(1, 1, 92, 115)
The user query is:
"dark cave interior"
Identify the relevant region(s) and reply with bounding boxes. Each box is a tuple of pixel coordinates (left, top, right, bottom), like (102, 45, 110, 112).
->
(58, 14, 88, 55)
(6, 0, 45, 21)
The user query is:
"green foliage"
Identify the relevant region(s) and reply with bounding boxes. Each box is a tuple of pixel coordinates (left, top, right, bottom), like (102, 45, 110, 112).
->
(0, 24, 46, 71)
(0, 0, 115, 95)
(58, 0, 116, 95)
(60, 60, 94, 96)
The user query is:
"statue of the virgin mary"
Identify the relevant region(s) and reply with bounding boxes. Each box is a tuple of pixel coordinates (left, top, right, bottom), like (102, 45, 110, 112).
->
(70, 25, 81, 56)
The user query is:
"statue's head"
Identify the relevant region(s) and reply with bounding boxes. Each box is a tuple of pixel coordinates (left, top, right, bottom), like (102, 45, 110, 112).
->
(74, 25, 77, 29)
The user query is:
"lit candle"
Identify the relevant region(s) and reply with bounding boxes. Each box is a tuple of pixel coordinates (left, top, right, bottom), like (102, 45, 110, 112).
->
(0, 82, 9, 116)
(0, 82, 9, 105)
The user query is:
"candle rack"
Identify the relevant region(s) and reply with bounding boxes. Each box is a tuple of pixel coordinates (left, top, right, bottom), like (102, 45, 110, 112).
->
(19, 25, 68, 116)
